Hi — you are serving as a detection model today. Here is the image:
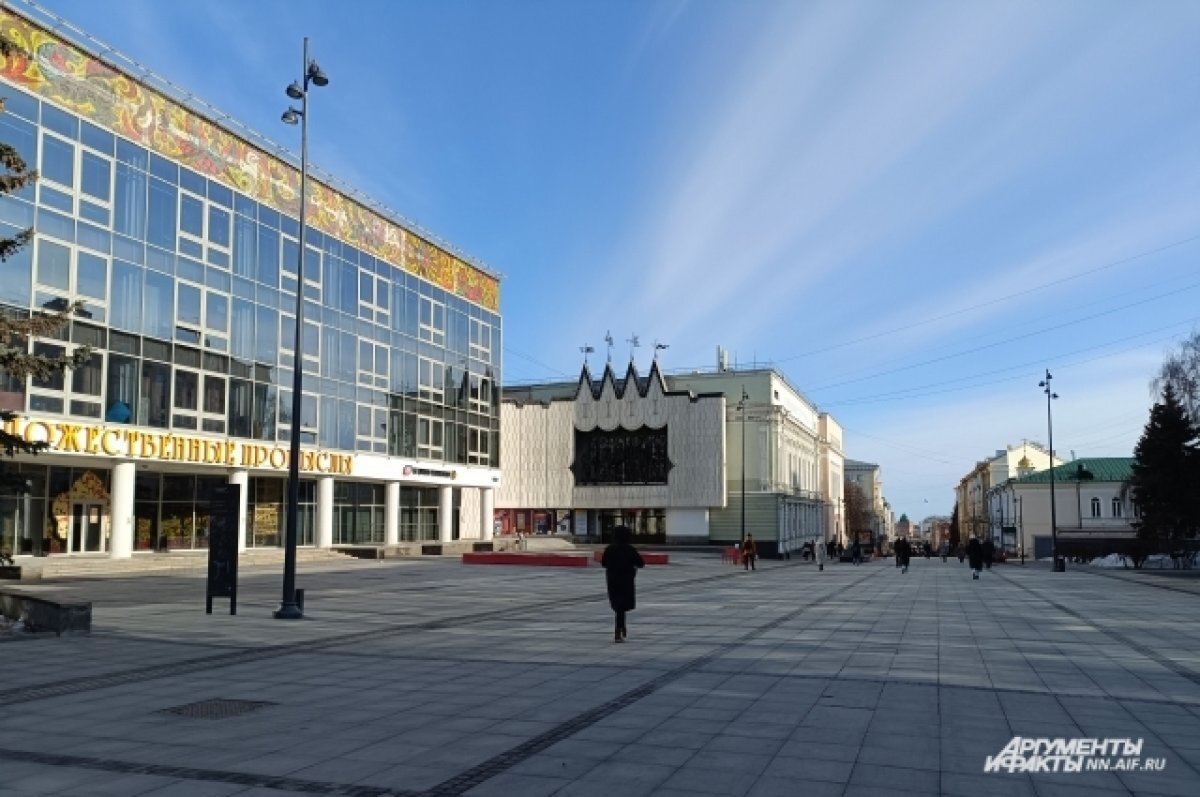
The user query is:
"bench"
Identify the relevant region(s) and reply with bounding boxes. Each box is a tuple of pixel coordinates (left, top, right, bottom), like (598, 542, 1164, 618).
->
(0, 588, 91, 635)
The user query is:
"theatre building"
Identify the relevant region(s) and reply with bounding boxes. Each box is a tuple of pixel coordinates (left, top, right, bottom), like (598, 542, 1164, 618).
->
(0, 4, 502, 559)
(498, 358, 841, 556)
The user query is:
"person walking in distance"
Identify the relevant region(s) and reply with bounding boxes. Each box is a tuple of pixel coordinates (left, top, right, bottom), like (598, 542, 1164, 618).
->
(850, 540, 862, 565)
(816, 537, 826, 571)
(966, 536, 984, 580)
(894, 536, 912, 574)
(601, 525, 644, 642)
(982, 538, 995, 570)
(742, 534, 758, 571)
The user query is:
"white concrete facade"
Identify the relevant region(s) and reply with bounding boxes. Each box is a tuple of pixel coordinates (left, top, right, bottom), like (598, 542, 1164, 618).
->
(497, 362, 726, 541)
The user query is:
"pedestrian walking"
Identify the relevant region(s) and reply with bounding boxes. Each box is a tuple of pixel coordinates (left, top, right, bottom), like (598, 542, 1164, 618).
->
(966, 537, 983, 580)
(894, 537, 911, 574)
(816, 538, 826, 571)
(939, 541, 948, 562)
(850, 541, 862, 565)
(601, 525, 644, 642)
(742, 534, 758, 571)
(982, 538, 995, 570)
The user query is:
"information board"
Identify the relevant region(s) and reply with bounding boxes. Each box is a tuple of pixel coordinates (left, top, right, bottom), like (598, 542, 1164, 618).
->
(206, 483, 240, 615)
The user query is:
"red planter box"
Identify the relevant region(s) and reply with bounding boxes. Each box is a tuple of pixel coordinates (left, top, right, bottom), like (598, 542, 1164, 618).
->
(592, 551, 669, 565)
(462, 552, 589, 567)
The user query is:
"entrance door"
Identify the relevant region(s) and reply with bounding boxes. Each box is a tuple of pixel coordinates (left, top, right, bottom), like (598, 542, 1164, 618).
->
(70, 502, 106, 553)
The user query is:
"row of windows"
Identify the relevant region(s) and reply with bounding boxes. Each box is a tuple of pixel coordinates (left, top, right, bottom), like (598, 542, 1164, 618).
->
(0, 314, 499, 464)
(1090, 497, 1137, 519)
(0, 88, 500, 367)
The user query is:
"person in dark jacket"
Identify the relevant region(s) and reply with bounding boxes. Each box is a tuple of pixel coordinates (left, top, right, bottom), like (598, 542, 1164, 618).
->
(742, 534, 758, 571)
(966, 537, 984, 580)
(982, 538, 995, 570)
(601, 525, 644, 642)
(894, 537, 912, 574)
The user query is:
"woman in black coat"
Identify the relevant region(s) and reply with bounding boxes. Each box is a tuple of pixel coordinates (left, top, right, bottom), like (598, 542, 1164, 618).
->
(966, 537, 984, 580)
(601, 525, 645, 642)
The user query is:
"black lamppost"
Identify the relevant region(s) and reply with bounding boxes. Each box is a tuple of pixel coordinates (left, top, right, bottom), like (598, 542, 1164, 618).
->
(738, 387, 748, 546)
(275, 38, 329, 620)
(1038, 369, 1064, 572)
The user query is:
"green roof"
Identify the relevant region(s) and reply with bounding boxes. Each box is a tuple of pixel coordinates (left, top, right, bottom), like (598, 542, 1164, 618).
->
(1014, 457, 1134, 484)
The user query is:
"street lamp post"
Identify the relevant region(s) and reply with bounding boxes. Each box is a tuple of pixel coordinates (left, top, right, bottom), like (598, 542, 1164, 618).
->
(1038, 369, 1063, 573)
(738, 387, 748, 547)
(275, 38, 329, 620)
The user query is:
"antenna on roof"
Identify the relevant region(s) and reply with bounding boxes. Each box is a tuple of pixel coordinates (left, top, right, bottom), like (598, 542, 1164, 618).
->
(654, 340, 668, 362)
(580, 344, 594, 367)
(605, 331, 614, 364)
(627, 334, 640, 362)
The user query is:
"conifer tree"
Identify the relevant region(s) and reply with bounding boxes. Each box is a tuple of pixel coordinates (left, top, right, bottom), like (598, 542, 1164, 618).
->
(1130, 384, 1200, 548)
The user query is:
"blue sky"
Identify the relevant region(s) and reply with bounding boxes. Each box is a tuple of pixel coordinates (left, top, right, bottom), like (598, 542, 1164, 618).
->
(26, 0, 1200, 520)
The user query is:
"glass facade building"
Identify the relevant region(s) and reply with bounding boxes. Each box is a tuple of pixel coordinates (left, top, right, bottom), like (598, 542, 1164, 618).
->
(0, 5, 502, 559)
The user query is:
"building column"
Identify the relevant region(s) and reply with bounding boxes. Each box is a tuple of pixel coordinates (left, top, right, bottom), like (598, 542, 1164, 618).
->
(385, 481, 400, 546)
(109, 460, 135, 559)
(480, 487, 494, 541)
(316, 476, 334, 549)
(438, 485, 453, 543)
(228, 470, 249, 553)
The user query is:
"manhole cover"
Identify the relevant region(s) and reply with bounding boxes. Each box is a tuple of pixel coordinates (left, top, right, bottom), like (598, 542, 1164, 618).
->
(160, 698, 276, 719)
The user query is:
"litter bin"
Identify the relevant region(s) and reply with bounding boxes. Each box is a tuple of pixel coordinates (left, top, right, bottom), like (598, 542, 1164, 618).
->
(295, 588, 305, 612)
(1052, 558, 1066, 573)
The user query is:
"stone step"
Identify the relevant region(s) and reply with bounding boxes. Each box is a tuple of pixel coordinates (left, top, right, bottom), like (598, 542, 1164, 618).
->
(12, 548, 356, 580)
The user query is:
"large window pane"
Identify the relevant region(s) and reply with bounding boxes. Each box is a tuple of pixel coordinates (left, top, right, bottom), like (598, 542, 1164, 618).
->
(203, 375, 225, 414)
(257, 226, 279, 285)
(36, 239, 70, 290)
(231, 298, 254, 360)
(114, 163, 147, 238)
(232, 213, 256, 277)
(105, 353, 137, 423)
(0, 115, 36, 201)
(141, 357, 171, 427)
(228, 378, 252, 437)
(76, 252, 107, 300)
(339, 259, 356, 313)
(180, 193, 203, 238)
(110, 260, 142, 332)
(253, 382, 275, 440)
(254, 305, 277, 364)
(143, 271, 174, 338)
(40, 134, 74, 187)
(147, 178, 177, 250)
(208, 205, 230, 248)
(80, 152, 111, 201)
(71, 352, 103, 396)
(177, 283, 201, 326)
(0, 223, 32, 304)
(174, 369, 198, 410)
(206, 292, 228, 332)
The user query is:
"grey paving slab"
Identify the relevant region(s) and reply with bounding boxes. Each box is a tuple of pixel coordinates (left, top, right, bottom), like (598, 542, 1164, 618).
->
(3, 556, 1200, 796)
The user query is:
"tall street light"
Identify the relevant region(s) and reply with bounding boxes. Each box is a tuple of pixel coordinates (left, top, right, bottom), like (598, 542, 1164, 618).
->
(737, 387, 748, 547)
(275, 38, 329, 620)
(1038, 369, 1064, 573)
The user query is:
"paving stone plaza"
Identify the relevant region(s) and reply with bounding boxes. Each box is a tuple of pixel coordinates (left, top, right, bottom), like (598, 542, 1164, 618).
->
(2, 554, 1199, 797)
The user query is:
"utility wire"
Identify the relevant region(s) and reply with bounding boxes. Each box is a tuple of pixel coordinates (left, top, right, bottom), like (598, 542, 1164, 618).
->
(775, 232, 1200, 364)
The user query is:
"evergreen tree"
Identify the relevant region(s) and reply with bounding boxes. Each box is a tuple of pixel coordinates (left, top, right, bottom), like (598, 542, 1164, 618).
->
(0, 35, 89, 494)
(1130, 384, 1200, 548)
(948, 502, 960, 549)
